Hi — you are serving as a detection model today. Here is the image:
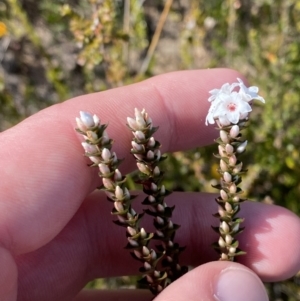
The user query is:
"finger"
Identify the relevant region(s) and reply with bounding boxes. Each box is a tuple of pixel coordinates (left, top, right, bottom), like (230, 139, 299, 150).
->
(72, 289, 151, 301)
(16, 191, 300, 301)
(0, 69, 244, 255)
(154, 261, 268, 301)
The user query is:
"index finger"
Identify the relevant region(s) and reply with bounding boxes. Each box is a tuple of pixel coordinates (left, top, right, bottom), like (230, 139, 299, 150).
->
(0, 69, 243, 255)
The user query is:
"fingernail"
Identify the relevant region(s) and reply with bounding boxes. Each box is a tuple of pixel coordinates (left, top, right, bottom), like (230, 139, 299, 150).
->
(214, 267, 268, 301)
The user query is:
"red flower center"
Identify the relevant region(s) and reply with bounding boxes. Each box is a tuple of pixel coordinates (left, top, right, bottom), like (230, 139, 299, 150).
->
(227, 102, 237, 112)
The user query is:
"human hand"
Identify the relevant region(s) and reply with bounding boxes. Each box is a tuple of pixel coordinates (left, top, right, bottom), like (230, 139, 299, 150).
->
(0, 69, 299, 301)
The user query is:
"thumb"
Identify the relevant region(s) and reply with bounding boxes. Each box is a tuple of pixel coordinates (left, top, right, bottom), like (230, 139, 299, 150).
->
(154, 261, 268, 301)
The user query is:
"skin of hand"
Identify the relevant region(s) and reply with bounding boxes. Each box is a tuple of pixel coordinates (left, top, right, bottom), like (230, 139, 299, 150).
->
(0, 69, 299, 301)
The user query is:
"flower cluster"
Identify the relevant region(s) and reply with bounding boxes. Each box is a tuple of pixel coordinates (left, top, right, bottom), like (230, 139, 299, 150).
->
(206, 78, 265, 126)
(76, 110, 185, 296)
(76, 111, 163, 294)
(128, 109, 187, 286)
(206, 79, 265, 261)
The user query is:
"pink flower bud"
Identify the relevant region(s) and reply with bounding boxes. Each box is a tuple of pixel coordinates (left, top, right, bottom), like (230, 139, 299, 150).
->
(147, 137, 156, 147)
(151, 183, 158, 191)
(81, 142, 98, 154)
(142, 246, 150, 256)
(131, 141, 143, 152)
(99, 163, 110, 175)
(76, 117, 87, 131)
(153, 166, 160, 176)
(229, 183, 237, 193)
(114, 169, 122, 181)
(147, 150, 155, 160)
(127, 226, 136, 236)
(223, 172, 232, 183)
(134, 130, 145, 141)
(225, 144, 234, 154)
(114, 201, 124, 212)
(102, 148, 111, 161)
(225, 202, 233, 212)
(127, 117, 138, 130)
(102, 178, 114, 190)
(220, 189, 228, 200)
(220, 159, 228, 172)
(230, 125, 239, 138)
(220, 130, 229, 143)
(137, 162, 150, 175)
(229, 155, 237, 166)
(115, 186, 124, 200)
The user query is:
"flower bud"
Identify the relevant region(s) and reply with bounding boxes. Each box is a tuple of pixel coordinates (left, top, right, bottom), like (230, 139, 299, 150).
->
(131, 141, 144, 152)
(221, 221, 230, 233)
(102, 148, 111, 161)
(157, 204, 164, 212)
(229, 155, 237, 166)
(144, 262, 152, 271)
(151, 183, 158, 191)
(137, 162, 150, 175)
(229, 183, 237, 193)
(229, 246, 236, 254)
(233, 196, 240, 202)
(101, 130, 110, 144)
(230, 125, 239, 138)
(218, 145, 226, 156)
(115, 186, 124, 200)
(220, 189, 228, 201)
(148, 195, 156, 203)
(99, 163, 110, 175)
(102, 178, 114, 190)
(142, 246, 150, 256)
(156, 230, 164, 237)
(86, 130, 98, 142)
(114, 169, 122, 181)
(218, 236, 226, 248)
(134, 130, 145, 141)
(82, 142, 98, 154)
(128, 238, 139, 247)
(232, 223, 240, 233)
(160, 185, 166, 195)
(127, 226, 137, 236)
(156, 216, 164, 225)
(225, 144, 234, 155)
(76, 117, 87, 131)
(147, 150, 155, 160)
(153, 166, 160, 176)
(220, 159, 228, 172)
(154, 149, 161, 161)
(147, 137, 156, 147)
(80, 111, 95, 128)
(114, 201, 124, 212)
(237, 140, 248, 153)
(220, 130, 229, 143)
(127, 117, 138, 130)
(233, 162, 243, 173)
(90, 156, 101, 164)
(93, 114, 100, 126)
(225, 234, 233, 245)
(225, 202, 233, 212)
(223, 172, 232, 183)
(140, 228, 147, 239)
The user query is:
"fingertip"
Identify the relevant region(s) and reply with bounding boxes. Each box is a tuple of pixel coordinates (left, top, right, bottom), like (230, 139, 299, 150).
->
(239, 202, 300, 281)
(154, 262, 268, 301)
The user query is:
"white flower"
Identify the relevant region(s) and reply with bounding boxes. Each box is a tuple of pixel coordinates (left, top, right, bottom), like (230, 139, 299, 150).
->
(206, 78, 265, 126)
(208, 82, 238, 102)
(237, 78, 265, 103)
(209, 92, 252, 125)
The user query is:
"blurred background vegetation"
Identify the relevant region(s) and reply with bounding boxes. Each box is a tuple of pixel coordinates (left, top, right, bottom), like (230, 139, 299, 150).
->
(0, 0, 299, 299)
